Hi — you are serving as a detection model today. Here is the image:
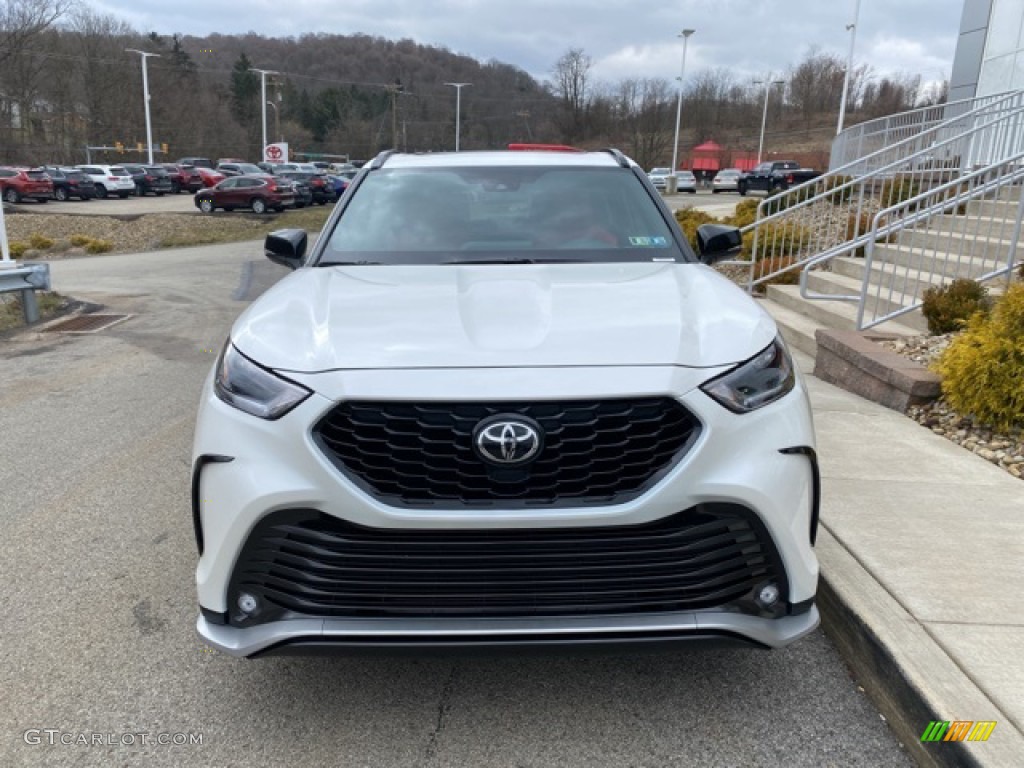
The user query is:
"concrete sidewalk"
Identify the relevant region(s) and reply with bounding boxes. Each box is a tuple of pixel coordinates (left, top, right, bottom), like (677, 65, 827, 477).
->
(800, 359, 1024, 767)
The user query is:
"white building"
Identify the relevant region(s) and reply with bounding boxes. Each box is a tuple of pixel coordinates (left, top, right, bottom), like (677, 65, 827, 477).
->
(951, 0, 1024, 99)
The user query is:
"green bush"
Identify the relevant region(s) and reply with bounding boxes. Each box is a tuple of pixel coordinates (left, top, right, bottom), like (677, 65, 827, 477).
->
(935, 283, 1024, 431)
(7, 240, 28, 258)
(84, 239, 112, 254)
(673, 208, 719, 250)
(28, 233, 54, 250)
(726, 198, 760, 229)
(744, 221, 809, 262)
(879, 176, 921, 209)
(921, 278, 992, 335)
(69, 234, 92, 247)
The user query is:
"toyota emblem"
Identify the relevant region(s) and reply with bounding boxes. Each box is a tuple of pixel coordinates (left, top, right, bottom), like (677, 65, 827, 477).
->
(473, 416, 543, 466)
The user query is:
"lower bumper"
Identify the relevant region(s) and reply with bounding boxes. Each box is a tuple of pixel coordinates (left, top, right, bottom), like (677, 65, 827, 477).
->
(197, 606, 819, 658)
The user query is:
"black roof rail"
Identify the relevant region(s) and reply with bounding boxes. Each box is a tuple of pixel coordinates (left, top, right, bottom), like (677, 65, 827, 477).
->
(599, 148, 630, 168)
(369, 149, 398, 170)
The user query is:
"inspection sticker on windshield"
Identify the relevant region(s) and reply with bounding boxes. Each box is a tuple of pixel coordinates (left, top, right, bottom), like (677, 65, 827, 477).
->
(628, 236, 669, 247)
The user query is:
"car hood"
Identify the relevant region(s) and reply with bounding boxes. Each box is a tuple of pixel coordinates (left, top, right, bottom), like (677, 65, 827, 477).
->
(231, 262, 777, 372)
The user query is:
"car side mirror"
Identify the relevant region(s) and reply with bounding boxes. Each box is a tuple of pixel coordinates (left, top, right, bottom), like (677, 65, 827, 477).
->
(695, 224, 742, 264)
(265, 228, 307, 270)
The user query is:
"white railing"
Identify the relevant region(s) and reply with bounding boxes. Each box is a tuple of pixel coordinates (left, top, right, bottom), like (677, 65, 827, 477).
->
(735, 90, 1024, 329)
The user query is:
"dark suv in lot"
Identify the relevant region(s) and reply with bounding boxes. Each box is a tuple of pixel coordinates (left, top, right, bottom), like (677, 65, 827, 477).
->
(38, 166, 97, 201)
(123, 164, 173, 196)
(275, 170, 337, 205)
(161, 164, 203, 194)
(0, 167, 53, 203)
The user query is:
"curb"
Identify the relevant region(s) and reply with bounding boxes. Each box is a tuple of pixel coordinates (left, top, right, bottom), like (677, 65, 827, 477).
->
(817, 527, 1024, 768)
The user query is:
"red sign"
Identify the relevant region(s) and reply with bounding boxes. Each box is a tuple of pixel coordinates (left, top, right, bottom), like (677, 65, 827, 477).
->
(266, 145, 283, 161)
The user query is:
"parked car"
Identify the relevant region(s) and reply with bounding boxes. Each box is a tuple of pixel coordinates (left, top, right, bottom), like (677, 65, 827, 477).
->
(647, 167, 671, 190)
(38, 166, 96, 201)
(162, 163, 204, 194)
(676, 170, 698, 194)
(195, 167, 226, 188)
(122, 164, 173, 196)
(324, 173, 351, 197)
(217, 162, 266, 178)
(192, 146, 820, 657)
(737, 161, 821, 195)
(275, 170, 337, 204)
(194, 174, 296, 214)
(177, 156, 213, 169)
(76, 164, 136, 198)
(0, 167, 53, 203)
(712, 168, 743, 194)
(272, 162, 322, 174)
(280, 175, 313, 208)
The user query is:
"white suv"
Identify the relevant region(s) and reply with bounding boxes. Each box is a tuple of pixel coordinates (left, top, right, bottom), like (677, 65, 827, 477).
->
(76, 164, 136, 198)
(192, 147, 820, 657)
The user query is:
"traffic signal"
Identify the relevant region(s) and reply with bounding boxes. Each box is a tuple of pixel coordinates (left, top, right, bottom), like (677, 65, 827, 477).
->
(160, 143, 168, 154)
(115, 141, 124, 154)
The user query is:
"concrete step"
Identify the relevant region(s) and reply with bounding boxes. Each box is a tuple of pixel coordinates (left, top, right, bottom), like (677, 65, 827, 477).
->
(804, 270, 929, 333)
(965, 198, 1021, 219)
(765, 283, 920, 338)
(997, 185, 1024, 202)
(756, 296, 823, 358)
(831, 254, 1009, 298)
(928, 213, 1019, 240)
(871, 242, 1011, 280)
(892, 229, 1021, 262)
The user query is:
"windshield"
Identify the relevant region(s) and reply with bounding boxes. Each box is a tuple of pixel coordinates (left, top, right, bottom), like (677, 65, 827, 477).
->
(321, 166, 689, 266)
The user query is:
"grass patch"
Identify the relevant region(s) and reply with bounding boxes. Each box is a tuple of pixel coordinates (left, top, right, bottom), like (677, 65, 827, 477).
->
(158, 206, 333, 248)
(0, 291, 66, 332)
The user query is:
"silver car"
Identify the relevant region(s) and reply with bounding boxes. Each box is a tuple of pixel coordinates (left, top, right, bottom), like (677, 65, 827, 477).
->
(647, 167, 671, 190)
(677, 170, 698, 194)
(713, 168, 743, 194)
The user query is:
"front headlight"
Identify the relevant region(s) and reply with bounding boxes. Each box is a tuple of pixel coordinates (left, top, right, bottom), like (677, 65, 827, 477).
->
(701, 336, 795, 413)
(214, 343, 311, 420)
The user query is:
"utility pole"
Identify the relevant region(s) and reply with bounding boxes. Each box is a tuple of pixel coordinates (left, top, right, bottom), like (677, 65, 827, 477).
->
(444, 82, 471, 151)
(837, 0, 862, 136)
(250, 67, 279, 158)
(755, 79, 786, 164)
(670, 29, 696, 192)
(125, 49, 160, 165)
(516, 110, 533, 141)
(384, 80, 406, 149)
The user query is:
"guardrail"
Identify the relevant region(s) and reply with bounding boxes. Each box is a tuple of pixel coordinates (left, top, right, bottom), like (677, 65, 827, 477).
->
(0, 263, 52, 324)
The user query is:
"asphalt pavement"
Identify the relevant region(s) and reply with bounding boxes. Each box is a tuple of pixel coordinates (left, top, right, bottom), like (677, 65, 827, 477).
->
(0, 242, 911, 767)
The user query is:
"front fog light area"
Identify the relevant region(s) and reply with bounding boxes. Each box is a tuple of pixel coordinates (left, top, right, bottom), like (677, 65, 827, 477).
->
(701, 336, 795, 413)
(214, 342, 311, 420)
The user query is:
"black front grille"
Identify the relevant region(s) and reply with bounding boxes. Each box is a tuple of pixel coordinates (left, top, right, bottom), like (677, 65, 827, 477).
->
(313, 398, 701, 506)
(228, 505, 787, 625)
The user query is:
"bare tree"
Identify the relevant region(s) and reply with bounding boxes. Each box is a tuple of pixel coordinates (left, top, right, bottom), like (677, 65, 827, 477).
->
(550, 47, 592, 143)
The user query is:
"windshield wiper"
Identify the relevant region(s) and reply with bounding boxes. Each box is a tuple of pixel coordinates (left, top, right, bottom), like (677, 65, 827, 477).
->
(319, 260, 383, 266)
(439, 257, 579, 265)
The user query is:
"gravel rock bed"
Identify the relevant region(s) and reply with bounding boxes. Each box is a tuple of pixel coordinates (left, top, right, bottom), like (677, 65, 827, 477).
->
(879, 332, 1024, 480)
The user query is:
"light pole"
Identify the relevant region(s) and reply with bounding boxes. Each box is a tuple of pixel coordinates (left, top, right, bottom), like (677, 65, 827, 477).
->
(670, 29, 695, 191)
(755, 79, 786, 164)
(444, 82, 471, 151)
(125, 49, 160, 165)
(250, 68, 279, 158)
(837, 0, 862, 135)
(266, 101, 280, 142)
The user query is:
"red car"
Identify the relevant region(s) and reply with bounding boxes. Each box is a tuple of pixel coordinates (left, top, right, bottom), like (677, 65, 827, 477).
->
(194, 174, 296, 214)
(161, 164, 204, 194)
(0, 167, 54, 204)
(195, 167, 226, 188)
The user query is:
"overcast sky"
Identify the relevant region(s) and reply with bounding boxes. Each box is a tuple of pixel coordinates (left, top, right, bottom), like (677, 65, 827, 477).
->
(92, 0, 963, 88)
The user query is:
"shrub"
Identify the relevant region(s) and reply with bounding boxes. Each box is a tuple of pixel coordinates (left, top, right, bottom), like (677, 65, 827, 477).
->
(673, 208, 719, 250)
(28, 233, 54, 250)
(879, 176, 921, 209)
(84, 238, 112, 254)
(7, 240, 28, 258)
(921, 278, 992, 335)
(754, 255, 801, 290)
(744, 221, 809, 262)
(69, 234, 92, 247)
(824, 175, 854, 205)
(935, 283, 1024, 431)
(726, 198, 760, 229)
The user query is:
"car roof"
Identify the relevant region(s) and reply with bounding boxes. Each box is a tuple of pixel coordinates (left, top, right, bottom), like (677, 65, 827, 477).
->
(377, 150, 627, 170)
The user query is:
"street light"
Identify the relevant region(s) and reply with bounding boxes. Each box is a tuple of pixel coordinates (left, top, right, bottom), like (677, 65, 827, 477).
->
(670, 29, 695, 192)
(250, 68, 279, 159)
(266, 101, 280, 142)
(125, 49, 160, 165)
(837, 0, 862, 135)
(444, 82, 471, 151)
(755, 79, 786, 164)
